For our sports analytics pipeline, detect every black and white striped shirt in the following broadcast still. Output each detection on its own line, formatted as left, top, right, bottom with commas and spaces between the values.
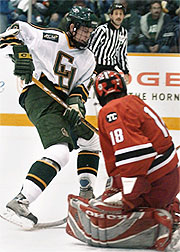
88, 21, 129, 74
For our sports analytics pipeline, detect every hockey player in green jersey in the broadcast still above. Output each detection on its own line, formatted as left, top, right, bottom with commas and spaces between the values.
0, 6, 100, 229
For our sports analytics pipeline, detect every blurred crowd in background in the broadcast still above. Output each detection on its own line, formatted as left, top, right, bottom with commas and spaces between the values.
0, 0, 180, 53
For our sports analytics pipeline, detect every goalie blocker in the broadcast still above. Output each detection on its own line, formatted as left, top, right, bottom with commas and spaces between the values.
66, 194, 173, 251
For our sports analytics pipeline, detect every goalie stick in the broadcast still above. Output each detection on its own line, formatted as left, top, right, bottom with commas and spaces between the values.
34, 217, 67, 229
32, 77, 99, 135
0, 211, 67, 230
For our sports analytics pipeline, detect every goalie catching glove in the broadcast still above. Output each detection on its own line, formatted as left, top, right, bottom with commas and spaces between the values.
66, 194, 173, 251
13, 45, 35, 84
63, 96, 86, 126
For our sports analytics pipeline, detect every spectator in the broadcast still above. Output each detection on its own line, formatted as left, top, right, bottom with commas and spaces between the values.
32, 0, 51, 25
58, 13, 70, 31
172, 4, 180, 52
10, 0, 29, 23
168, 1, 180, 52
161, 0, 179, 18
58, 0, 99, 32
127, 0, 152, 16
120, 0, 140, 52
10, 0, 47, 25
47, 0, 75, 28
136, 0, 173, 53
9, 0, 62, 26
83, 0, 113, 24
88, 2, 130, 84
0, 0, 10, 33
159, 0, 179, 52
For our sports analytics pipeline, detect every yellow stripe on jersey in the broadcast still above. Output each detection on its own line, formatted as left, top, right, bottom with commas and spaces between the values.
28, 23, 65, 33
77, 84, 89, 98
0, 42, 22, 49
64, 33, 75, 49
1, 36, 17, 41
69, 93, 84, 103
69, 84, 89, 103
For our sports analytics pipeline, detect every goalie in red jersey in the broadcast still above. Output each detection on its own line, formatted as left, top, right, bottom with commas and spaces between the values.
66, 70, 180, 251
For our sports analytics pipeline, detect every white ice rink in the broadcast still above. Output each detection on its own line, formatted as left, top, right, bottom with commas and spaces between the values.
0, 126, 179, 252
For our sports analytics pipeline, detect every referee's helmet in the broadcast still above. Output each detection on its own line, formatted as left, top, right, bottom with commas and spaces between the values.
108, 3, 126, 15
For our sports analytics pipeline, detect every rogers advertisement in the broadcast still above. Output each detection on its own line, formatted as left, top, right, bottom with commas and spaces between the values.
0, 52, 179, 129
86, 54, 180, 124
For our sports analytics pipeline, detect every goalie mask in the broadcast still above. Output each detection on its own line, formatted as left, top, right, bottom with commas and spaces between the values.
66, 6, 98, 49
95, 71, 127, 106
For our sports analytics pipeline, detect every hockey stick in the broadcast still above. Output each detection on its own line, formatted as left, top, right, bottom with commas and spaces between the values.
0, 211, 67, 229
33, 217, 67, 229
32, 77, 99, 135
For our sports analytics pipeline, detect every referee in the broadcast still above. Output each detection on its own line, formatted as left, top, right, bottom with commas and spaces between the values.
88, 3, 130, 84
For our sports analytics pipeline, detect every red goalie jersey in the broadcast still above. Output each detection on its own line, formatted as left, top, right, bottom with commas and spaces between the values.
66, 72, 180, 251
98, 95, 179, 183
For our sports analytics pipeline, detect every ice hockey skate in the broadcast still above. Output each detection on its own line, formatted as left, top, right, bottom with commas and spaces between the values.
1, 193, 38, 230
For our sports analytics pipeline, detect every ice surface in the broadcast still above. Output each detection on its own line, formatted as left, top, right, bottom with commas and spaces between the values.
0, 126, 179, 252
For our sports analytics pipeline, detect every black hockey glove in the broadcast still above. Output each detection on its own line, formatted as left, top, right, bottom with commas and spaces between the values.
63, 96, 86, 126
13, 45, 35, 84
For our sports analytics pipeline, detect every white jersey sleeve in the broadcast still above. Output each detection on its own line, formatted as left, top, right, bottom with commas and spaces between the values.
7, 21, 96, 99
